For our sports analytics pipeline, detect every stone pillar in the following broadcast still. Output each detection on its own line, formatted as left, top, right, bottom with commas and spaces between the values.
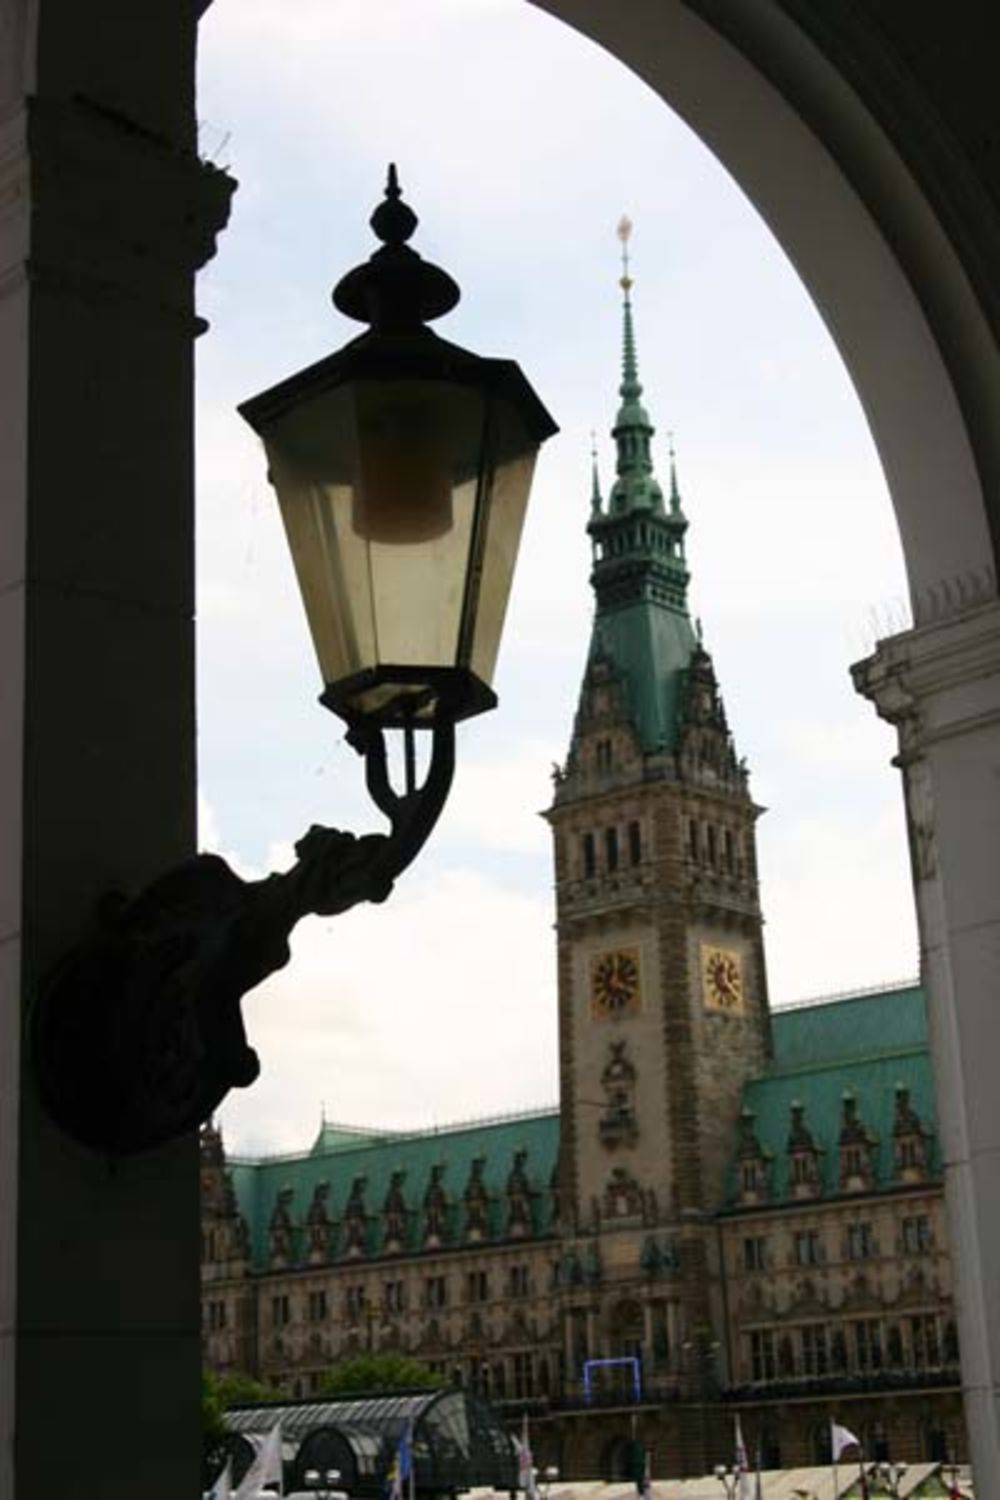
0, 4, 233, 1496
854, 599, 1000, 1485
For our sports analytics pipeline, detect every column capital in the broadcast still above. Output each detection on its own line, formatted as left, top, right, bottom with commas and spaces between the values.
2, 95, 234, 325
852, 596, 1000, 756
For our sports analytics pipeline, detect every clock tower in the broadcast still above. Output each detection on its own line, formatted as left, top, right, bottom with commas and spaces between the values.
546, 226, 770, 1397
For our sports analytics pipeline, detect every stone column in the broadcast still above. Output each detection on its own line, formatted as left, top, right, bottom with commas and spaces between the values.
854, 598, 1000, 1485
0, 5, 233, 1496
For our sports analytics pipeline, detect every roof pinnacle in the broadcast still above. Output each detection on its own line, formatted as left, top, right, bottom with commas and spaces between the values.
590, 429, 603, 517
668, 431, 684, 516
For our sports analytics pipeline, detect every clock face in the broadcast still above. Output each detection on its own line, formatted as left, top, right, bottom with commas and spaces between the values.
590, 948, 641, 1019
701, 944, 745, 1012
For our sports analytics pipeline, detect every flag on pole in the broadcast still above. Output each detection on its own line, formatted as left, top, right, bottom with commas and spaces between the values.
208, 1460, 232, 1500
515, 1415, 539, 1500
639, 1445, 652, 1500
830, 1422, 861, 1462
734, 1416, 752, 1500
234, 1422, 283, 1500
388, 1423, 412, 1500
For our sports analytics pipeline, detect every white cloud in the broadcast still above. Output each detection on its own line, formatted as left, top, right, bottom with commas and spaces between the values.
437, 743, 559, 854
762, 800, 918, 1007
219, 865, 558, 1155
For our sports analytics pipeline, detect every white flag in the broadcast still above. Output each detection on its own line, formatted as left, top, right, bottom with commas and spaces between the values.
734, 1416, 752, 1500
234, 1423, 283, 1500
515, 1416, 539, 1500
208, 1461, 232, 1500
830, 1421, 861, 1462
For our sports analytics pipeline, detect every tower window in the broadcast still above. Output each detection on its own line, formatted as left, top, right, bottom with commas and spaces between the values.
688, 819, 699, 861
706, 825, 717, 866
724, 829, 734, 870
606, 827, 619, 872
582, 832, 595, 879
628, 821, 642, 866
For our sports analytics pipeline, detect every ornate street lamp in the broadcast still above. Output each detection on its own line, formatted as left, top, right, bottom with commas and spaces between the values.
32, 167, 557, 1155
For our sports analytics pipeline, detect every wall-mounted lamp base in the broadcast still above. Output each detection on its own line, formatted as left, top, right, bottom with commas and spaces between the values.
31, 721, 454, 1154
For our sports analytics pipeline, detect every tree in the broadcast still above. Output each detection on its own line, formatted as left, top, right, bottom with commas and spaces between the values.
202, 1369, 282, 1491
319, 1354, 444, 1396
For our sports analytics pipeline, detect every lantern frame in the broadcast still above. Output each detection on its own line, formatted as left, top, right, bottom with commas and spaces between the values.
239, 176, 556, 733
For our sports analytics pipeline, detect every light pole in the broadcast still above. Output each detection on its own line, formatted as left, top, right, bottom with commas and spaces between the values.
713, 1465, 737, 1499
304, 1467, 345, 1500
877, 1460, 908, 1497
31, 163, 557, 1156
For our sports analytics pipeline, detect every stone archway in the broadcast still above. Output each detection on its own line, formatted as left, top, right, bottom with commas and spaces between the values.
3, 3, 999, 1496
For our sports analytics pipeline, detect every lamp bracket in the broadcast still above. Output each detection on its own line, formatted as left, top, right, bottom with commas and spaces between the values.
31, 721, 455, 1155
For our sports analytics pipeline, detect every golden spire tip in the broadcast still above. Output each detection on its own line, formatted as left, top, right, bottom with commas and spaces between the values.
617, 214, 633, 291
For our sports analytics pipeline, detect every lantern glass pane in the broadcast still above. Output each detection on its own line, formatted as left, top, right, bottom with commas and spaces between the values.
464, 417, 538, 686
262, 378, 489, 714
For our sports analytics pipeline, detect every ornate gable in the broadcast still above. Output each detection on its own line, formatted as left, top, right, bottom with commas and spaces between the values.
787, 1101, 823, 1199
736, 1107, 771, 1205
675, 644, 745, 792
382, 1170, 408, 1253
268, 1187, 295, 1269
463, 1157, 490, 1243
305, 1181, 331, 1263
505, 1149, 534, 1237
838, 1090, 878, 1192
423, 1165, 448, 1248
342, 1175, 368, 1258
893, 1084, 931, 1182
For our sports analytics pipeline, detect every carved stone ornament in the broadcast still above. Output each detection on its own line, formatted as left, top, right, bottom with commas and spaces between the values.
599, 1039, 639, 1147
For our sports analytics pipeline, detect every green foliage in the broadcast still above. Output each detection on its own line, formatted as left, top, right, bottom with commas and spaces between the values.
202, 1368, 226, 1445
202, 1368, 282, 1492
319, 1353, 444, 1396
212, 1369, 282, 1408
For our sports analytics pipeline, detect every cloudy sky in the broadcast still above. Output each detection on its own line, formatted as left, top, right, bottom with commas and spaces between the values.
195, 0, 918, 1157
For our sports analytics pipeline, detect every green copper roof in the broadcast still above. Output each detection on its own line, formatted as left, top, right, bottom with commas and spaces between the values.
771, 983, 927, 1069
220, 990, 937, 1258
582, 230, 698, 754
229, 1109, 560, 1272
730, 983, 939, 1204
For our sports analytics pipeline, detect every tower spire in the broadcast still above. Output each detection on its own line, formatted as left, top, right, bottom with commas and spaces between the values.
580, 219, 696, 754
617, 216, 641, 404
608, 218, 663, 517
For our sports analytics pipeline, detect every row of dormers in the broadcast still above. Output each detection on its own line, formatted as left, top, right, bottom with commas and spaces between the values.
735, 1085, 934, 1205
